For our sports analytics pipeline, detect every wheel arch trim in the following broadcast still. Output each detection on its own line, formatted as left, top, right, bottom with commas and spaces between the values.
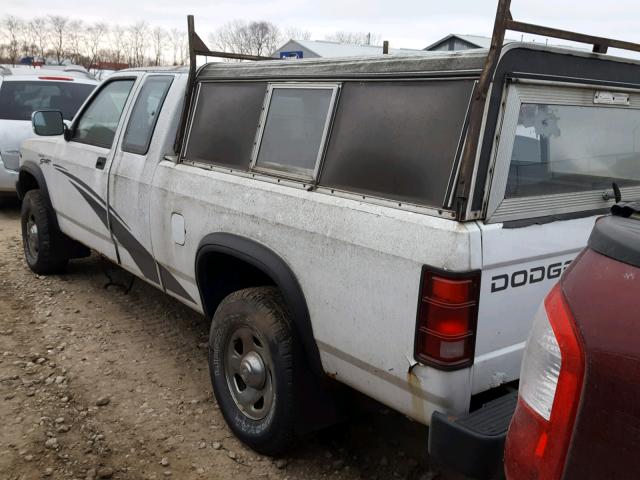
195, 232, 323, 377
18, 161, 60, 231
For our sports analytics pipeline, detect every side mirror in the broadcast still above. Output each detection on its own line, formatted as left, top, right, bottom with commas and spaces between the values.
32, 110, 65, 136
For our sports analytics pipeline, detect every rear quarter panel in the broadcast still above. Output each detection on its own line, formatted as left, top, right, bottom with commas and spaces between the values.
149, 163, 482, 423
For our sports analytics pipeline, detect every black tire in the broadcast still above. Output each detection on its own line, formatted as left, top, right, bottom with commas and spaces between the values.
21, 189, 68, 274
209, 287, 295, 456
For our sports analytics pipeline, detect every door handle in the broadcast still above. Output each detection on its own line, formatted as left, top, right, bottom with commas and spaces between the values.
96, 157, 107, 170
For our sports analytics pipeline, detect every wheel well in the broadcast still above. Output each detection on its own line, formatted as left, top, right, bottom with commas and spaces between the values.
195, 233, 324, 377
17, 171, 39, 199
197, 252, 275, 320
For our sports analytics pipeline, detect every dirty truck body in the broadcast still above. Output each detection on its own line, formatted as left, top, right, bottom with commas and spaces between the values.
18, 43, 640, 457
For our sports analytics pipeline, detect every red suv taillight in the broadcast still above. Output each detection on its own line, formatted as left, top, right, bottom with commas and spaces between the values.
504, 284, 585, 480
414, 268, 481, 370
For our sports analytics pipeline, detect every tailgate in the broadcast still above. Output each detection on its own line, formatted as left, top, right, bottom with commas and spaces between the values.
471, 216, 598, 394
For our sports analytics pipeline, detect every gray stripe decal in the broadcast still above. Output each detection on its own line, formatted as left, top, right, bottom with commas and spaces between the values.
158, 263, 194, 302
55, 166, 195, 303
54, 165, 130, 230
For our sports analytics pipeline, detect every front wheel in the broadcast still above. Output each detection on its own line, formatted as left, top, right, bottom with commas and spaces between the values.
21, 190, 68, 274
209, 287, 295, 456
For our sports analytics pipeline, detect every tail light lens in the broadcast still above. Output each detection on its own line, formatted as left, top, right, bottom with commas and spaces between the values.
505, 284, 585, 480
414, 268, 480, 370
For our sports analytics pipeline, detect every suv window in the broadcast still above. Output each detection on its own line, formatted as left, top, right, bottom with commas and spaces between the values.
73, 79, 135, 149
184, 82, 266, 169
506, 103, 640, 198
122, 76, 173, 155
0, 81, 95, 121
253, 85, 338, 179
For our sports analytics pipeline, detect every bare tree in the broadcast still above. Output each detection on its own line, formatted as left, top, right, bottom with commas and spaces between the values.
151, 26, 165, 66
48, 15, 68, 65
66, 20, 84, 64
108, 25, 128, 65
128, 21, 148, 67
211, 20, 248, 56
29, 17, 49, 61
177, 31, 188, 66
2, 16, 22, 65
83, 23, 107, 70
325, 31, 381, 46
285, 27, 311, 41
212, 20, 282, 58
248, 21, 281, 56
168, 28, 187, 65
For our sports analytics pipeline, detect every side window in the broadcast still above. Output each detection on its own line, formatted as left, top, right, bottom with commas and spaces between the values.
184, 82, 266, 168
252, 84, 339, 180
122, 76, 173, 155
73, 79, 135, 149
320, 80, 474, 206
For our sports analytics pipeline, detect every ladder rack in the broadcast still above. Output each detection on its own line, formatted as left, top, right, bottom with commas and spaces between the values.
174, 15, 275, 153
455, 0, 640, 219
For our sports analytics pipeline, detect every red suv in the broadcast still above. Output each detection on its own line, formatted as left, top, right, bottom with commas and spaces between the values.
505, 203, 640, 479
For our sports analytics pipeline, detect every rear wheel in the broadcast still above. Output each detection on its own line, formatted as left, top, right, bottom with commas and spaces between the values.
21, 190, 68, 274
209, 287, 295, 455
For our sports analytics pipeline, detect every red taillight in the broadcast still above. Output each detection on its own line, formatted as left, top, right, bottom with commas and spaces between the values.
38, 76, 74, 81
504, 284, 585, 480
414, 268, 480, 369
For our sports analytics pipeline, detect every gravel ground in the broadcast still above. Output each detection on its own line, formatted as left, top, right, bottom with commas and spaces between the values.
0, 202, 464, 480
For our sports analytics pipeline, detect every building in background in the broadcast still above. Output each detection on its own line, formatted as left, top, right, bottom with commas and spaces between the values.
424, 34, 493, 51
423, 34, 518, 52
273, 39, 423, 59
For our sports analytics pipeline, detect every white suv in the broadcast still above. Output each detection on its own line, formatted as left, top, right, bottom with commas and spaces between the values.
0, 66, 96, 197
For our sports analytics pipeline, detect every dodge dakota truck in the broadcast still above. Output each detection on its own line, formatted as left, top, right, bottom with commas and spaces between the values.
17, 2, 640, 473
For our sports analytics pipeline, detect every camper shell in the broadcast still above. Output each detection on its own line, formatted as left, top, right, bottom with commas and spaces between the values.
181, 43, 640, 227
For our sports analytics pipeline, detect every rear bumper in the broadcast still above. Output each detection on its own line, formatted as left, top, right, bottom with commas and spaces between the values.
428, 391, 517, 480
0, 157, 19, 193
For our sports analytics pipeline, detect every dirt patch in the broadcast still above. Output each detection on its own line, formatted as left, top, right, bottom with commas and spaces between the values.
0, 204, 464, 480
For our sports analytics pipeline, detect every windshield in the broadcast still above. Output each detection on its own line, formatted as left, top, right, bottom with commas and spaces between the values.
0, 80, 95, 121
506, 103, 640, 198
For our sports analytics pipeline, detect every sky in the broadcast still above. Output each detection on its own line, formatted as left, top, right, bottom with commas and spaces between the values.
5, 0, 640, 55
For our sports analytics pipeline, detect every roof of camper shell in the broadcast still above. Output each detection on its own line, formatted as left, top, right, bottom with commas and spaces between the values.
196, 43, 640, 81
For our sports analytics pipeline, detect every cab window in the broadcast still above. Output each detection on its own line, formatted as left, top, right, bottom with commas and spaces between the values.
122, 76, 173, 155
73, 79, 135, 149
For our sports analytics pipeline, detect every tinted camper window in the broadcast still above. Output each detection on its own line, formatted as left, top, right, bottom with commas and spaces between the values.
185, 82, 266, 169
320, 80, 474, 206
253, 85, 338, 179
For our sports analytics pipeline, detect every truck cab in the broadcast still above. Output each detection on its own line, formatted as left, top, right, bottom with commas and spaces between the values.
19, 68, 187, 272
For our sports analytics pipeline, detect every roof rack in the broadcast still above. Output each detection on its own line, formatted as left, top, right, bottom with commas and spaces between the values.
454, 0, 640, 219
0, 65, 11, 76
174, 15, 275, 152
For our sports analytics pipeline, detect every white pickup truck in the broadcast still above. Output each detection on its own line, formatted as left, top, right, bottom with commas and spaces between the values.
17, 11, 640, 477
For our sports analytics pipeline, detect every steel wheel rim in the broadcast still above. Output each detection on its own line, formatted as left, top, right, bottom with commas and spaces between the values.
224, 325, 274, 421
26, 214, 39, 258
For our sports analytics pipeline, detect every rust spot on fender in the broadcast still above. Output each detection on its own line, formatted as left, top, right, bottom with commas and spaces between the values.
407, 364, 423, 421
